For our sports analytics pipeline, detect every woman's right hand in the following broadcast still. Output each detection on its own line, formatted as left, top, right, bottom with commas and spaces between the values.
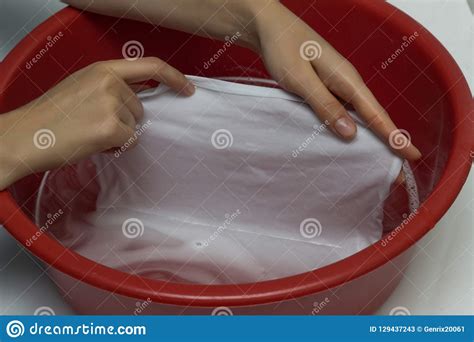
0, 57, 195, 190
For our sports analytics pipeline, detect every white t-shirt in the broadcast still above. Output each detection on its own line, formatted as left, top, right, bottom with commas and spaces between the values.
43, 76, 404, 284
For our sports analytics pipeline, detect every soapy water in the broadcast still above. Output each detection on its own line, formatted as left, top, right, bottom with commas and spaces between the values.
402, 160, 420, 212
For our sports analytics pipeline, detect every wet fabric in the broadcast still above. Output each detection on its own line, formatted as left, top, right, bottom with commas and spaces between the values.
39, 76, 404, 284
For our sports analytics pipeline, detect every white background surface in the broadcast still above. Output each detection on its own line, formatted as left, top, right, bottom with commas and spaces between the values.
0, 0, 472, 315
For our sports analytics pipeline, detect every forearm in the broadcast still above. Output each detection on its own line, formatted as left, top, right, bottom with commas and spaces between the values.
0, 108, 30, 190
62, 0, 278, 51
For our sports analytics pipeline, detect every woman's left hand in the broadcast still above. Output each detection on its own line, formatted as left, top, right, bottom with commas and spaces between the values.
253, 1, 421, 160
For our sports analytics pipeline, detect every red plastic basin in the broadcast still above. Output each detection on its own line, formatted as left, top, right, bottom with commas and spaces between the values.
0, 0, 471, 314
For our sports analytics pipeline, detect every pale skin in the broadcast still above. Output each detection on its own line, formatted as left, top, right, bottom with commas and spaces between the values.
0, 0, 418, 190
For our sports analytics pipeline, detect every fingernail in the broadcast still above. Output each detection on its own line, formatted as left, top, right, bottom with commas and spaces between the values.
334, 117, 356, 138
183, 82, 195, 96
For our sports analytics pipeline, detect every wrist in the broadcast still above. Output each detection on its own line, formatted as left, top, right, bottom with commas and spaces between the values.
0, 105, 48, 191
237, 0, 281, 52
0, 111, 24, 190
